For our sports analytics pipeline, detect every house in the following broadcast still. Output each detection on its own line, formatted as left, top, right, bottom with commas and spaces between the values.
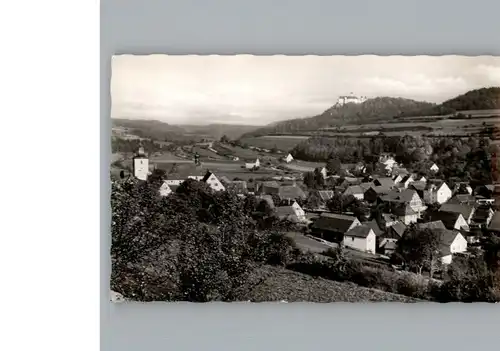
447, 194, 476, 205
373, 177, 395, 189
278, 185, 307, 204
379, 154, 397, 171
283, 153, 294, 163
378, 221, 406, 255
429, 162, 439, 172
159, 182, 173, 197
164, 179, 185, 186
276, 202, 306, 223
423, 180, 452, 204
310, 213, 361, 243
343, 225, 377, 254
364, 185, 392, 203
417, 221, 468, 264
439, 203, 475, 224
392, 203, 418, 225
218, 175, 232, 185
365, 219, 383, 237
187, 175, 204, 181
471, 205, 495, 228
382, 213, 399, 228
257, 181, 280, 195
474, 184, 495, 199
359, 182, 374, 192
315, 166, 328, 179
343, 185, 364, 200
453, 182, 473, 195
439, 231, 468, 265
398, 174, 417, 188
202, 171, 225, 192
245, 158, 261, 169
380, 188, 427, 216
428, 211, 469, 231
227, 180, 248, 196
409, 181, 427, 198
487, 211, 500, 234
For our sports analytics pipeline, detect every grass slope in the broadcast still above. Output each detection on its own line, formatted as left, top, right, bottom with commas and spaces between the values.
242, 265, 420, 303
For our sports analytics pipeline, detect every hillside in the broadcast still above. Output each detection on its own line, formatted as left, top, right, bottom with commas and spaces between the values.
180, 123, 262, 140
112, 118, 190, 141
441, 87, 500, 111
240, 265, 419, 302
242, 97, 438, 136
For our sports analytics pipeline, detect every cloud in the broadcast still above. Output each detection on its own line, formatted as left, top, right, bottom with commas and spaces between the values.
474, 64, 500, 84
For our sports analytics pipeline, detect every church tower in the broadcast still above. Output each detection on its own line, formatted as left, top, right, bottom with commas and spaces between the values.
133, 146, 149, 181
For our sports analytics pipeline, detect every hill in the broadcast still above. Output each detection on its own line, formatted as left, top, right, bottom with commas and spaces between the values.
112, 118, 190, 141
179, 123, 262, 140
441, 87, 500, 111
242, 97, 438, 136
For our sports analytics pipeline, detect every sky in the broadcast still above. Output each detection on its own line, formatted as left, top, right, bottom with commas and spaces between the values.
111, 55, 500, 126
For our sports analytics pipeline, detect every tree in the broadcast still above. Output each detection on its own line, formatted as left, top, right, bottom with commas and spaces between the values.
396, 225, 442, 276
303, 171, 316, 189
305, 191, 322, 209
326, 156, 342, 174
220, 135, 230, 143
313, 167, 325, 189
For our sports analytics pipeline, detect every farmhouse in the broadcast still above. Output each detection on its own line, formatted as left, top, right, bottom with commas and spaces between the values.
377, 221, 406, 255
276, 201, 306, 223
202, 171, 225, 192
310, 213, 361, 243
343, 225, 376, 254
381, 188, 427, 216
278, 185, 307, 204
159, 182, 173, 197
343, 185, 364, 200
439, 203, 475, 224
391, 203, 418, 225
423, 180, 452, 204
245, 158, 261, 169
283, 153, 294, 163
428, 211, 469, 231
364, 186, 392, 203
417, 221, 468, 264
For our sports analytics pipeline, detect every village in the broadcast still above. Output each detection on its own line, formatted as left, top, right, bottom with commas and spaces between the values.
124, 143, 500, 279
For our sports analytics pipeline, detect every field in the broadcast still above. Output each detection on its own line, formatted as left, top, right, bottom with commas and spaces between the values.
211, 142, 262, 160
240, 135, 308, 152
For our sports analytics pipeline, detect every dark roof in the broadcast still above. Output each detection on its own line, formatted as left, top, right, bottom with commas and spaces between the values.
409, 181, 427, 191
202, 171, 215, 182
439, 204, 474, 219
345, 225, 374, 238
488, 212, 500, 231
428, 211, 465, 230
393, 203, 417, 216
381, 189, 418, 204
366, 186, 392, 195
448, 194, 476, 205
169, 185, 180, 192
389, 222, 407, 237
278, 185, 306, 200
382, 241, 397, 250
365, 219, 383, 236
374, 177, 394, 188
311, 213, 358, 233
359, 182, 374, 191
418, 221, 447, 231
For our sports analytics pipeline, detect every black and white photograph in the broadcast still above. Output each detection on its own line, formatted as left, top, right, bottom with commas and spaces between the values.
110, 55, 500, 303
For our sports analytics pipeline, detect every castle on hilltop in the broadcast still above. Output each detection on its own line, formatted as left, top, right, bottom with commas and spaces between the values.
336, 93, 367, 106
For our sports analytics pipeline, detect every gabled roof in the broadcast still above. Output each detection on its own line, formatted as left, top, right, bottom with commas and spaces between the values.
448, 194, 476, 205
359, 182, 374, 191
439, 203, 474, 219
345, 225, 373, 238
261, 181, 280, 188
373, 177, 394, 188
365, 219, 383, 236
344, 185, 364, 195
389, 221, 407, 237
409, 181, 427, 191
488, 212, 500, 232
219, 175, 231, 184
366, 186, 392, 195
381, 189, 418, 204
311, 213, 358, 233
418, 220, 447, 231
428, 211, 465, 230
278, 185, 306, 200
393, 203, 417, 216
202, 171, 215, 182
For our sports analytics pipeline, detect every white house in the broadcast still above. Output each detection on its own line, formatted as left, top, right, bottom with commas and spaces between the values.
424, 181, 452, 204
379, 154, 397, 172
291, 201, 306, 221
336, 94, 367, 106
430, 163, 439, 172
133, 147, 149, 181
343, 225, 376, 254
320, 166, 328, 179
159, 182, 173, 197
283, 153, 294, 163
393, 204, 419, 225
440, 231, 468, 265
202, 171, 226, 192
164, 179, 185, 186
187, 175, 204, 181
245, 158, 261, 169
